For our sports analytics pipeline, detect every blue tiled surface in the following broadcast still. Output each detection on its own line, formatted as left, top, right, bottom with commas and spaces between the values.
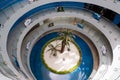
30, 32, 93, 80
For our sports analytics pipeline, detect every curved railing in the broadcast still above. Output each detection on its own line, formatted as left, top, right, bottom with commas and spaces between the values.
7, 1, 120, 32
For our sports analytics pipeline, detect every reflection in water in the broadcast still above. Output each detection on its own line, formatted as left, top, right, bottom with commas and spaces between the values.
49, 72, 69, 80
41, 65, 87, 80
70, 68, 87, 80
30, 32, 93, 80
40, 60, 89, 80
41, 65, 70, 80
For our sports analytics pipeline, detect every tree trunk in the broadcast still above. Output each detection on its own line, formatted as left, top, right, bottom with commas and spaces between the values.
60, 40, 66, 53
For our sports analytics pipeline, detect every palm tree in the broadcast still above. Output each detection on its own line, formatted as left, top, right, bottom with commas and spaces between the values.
46, 43, 61, 57
58, 29, 75, 53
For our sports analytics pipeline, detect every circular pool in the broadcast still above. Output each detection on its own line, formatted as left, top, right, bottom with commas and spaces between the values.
30, 31, 93, 80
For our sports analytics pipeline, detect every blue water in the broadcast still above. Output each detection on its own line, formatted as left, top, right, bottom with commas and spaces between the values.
30, 32, 93, 80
